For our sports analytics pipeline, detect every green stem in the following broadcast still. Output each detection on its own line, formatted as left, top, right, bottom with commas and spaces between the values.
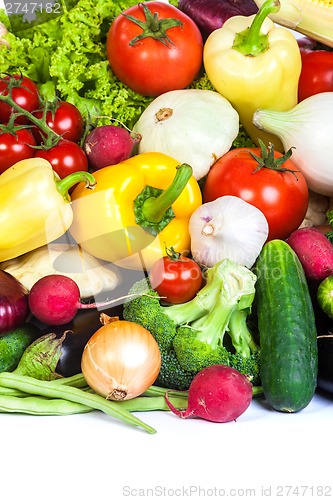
232, 0, 280, 56
141, 163, 192, 223
0, 90, 59, 147
56, 171, 96, 200
123, 2, 183, 47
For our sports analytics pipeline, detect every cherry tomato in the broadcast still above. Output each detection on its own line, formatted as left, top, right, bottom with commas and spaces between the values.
149, 251, 202, 304
203, 145, 309, 241
298, 49, 333, 102
106, 1, 203, 97
0, 128, 36, 173
0, 74, 40, 124
34, 140, 88, 178
32, 101, 84, 144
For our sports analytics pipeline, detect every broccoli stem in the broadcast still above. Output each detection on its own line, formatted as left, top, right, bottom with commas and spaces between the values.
192, 298, 235, 349
163, 269, 224, 325
228, 309, 259, 357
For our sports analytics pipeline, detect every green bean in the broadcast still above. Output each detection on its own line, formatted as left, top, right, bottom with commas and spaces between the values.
0, 394, 93, 416
0, 372, 156, 434
0, 386, 26, 397
117, 395, 188, 412
52, 373, 89, 389
143, 385, 189, 399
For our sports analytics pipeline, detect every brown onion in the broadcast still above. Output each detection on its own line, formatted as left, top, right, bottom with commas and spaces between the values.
81, 317, 161, 401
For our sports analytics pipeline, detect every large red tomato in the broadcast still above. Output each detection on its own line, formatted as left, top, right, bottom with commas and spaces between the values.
106, 1, 203, 97
203, 144, 309, 241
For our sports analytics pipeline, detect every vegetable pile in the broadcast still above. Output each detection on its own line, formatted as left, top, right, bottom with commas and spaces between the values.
1, 0, 333, 433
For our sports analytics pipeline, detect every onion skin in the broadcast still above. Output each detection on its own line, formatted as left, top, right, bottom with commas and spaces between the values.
0, 270, 29, 336
178, 0, 258, 40
81, 319, 161, 401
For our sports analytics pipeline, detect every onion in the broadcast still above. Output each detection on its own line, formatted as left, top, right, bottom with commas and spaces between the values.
253, 93, 333, 196
189, 195, 269, 268
81, 317, 161, 401
133, 89, 239, 180
0, 270, 29, 335
178, 0, 258, 41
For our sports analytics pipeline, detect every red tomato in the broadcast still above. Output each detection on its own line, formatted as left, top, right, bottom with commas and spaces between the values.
298, 49, 333, 102
32, 101, 84, 144
0, 128, 36, 173
203, 146, 309, 241
0, 74, 40, 124
34, 140, 88, 178
106, 1, 203, 97
149, 253, 203, 304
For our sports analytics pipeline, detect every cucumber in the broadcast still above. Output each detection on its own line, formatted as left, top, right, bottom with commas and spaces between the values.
0, 323, 40, 373
254, 240, 318, 413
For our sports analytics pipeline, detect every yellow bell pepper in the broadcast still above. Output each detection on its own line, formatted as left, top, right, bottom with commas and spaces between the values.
0, 158, 96, 262
203, 0, 301, 152
69, 152, 202, 271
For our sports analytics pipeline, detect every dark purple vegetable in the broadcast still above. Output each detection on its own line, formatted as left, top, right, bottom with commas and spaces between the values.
83, 124, 141, 170
317, 334, 333, 395
178, 0, 258, 41
0, 270, 30, 335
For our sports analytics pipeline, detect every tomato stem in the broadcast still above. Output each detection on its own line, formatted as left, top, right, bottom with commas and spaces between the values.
246, 139, 299, 178
122, 2, 183, 47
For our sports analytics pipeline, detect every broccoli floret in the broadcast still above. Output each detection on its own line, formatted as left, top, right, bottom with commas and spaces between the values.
156, 348, 197, 391
123, 259, 261, 390
123, 278, 177, 351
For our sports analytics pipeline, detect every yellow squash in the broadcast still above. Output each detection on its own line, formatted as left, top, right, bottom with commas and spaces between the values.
69, 152, 202, 271
203, 0, 302, 152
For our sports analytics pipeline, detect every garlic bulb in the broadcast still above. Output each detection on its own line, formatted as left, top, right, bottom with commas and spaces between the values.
189, 195, 269, 268
133, 89, 239, 180
253, 92, 333, 196
0, 244, 120, 299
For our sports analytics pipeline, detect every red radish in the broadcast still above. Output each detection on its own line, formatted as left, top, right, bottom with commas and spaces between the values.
165, 364, 253, 423
287, 227, 333, 281
28, 274, 132, 326
83, 124, 141, 170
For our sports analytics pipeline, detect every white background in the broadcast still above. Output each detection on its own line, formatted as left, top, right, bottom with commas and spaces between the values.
1, 2, 332, 499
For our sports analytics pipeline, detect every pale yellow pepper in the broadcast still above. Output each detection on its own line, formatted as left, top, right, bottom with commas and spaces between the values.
0, 158, 96, 262
203, 0, 302, 152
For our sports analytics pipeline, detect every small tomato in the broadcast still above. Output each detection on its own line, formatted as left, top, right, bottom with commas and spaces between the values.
149, 249, 202, 304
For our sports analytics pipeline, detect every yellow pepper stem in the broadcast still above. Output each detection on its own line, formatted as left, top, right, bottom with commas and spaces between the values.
232, 0, 281, 56
56, 171, 96, 201
134, 163, 193, 235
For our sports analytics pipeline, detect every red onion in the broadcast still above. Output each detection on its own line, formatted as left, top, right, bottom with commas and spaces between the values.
178, 0, 258, 40
0, 270, 30, 335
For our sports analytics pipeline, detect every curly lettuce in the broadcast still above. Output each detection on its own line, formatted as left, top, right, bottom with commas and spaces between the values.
0, 0, 253, 145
